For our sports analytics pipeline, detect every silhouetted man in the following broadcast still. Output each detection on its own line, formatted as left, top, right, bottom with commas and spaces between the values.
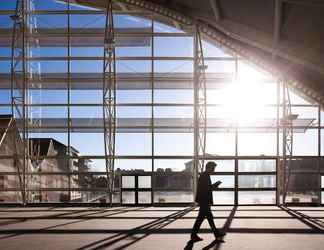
191, 161, 226, 241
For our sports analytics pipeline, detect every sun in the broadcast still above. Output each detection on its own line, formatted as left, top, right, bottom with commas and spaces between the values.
221, 64, 273, 126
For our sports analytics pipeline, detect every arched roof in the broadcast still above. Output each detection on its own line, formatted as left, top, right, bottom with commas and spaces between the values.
69, 0, 324, 105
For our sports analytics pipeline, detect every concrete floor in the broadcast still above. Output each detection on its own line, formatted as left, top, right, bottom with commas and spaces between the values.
0, 206, 323, 250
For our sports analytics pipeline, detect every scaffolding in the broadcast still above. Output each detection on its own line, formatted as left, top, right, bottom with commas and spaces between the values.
102, 0, 117, 206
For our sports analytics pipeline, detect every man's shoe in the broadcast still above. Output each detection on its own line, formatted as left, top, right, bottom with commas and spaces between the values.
191, 235, 203, 242
215, 231, 226, 238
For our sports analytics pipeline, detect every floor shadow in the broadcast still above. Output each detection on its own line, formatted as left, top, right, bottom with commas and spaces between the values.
0, 206, 144, 241
183, 239, 194, 250
76, 207, 194, 250
202, 239, 225, 250
280, 206, 324, 231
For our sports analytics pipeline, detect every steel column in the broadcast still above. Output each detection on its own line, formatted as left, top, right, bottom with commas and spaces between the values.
102, 0, 117, 206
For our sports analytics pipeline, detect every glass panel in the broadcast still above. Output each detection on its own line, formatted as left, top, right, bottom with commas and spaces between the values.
35, 191, 70, 203
212, 191, 234, 205
116, 133, 151, 156
71, 14, 105, 28
0, 174, 20, 190
154, 191, 193, 203
154, 60, 193, 73
154, 159, 192, 172
206, 133, 235, 156
0, 90, 10, 104
210, 160, 235, 172
117, 90, 151, 104
290, 158, 319, 173
0, 15, 13, 28
291, 106, 318, 127
210, 175, 234, 188
122, 191, 135, 204
205, 61, 235, 73
238, 159, 276, 172
285, 191, 320, 203
115, 159, 151, 172
115, 15, 151, 28
238, 175, 276, 188
138, 176, 151, 188
154, 21, 185, 33
70, 133, 104, 156
117, 60, 151, 73
116, 41, 152, 57
70, 90, 103, 104
154, 133, 193, 156
238, 191, 276, 204
289, 173, 320, 191
122, 176, 135, 189
154, 90, 193, 104
32, 0, 68, 10
153, 170, 193, 203
0, 1, 16, 10
238, 132, 276, 156
154, 106, 193, 118
29, 90, 68, 104
117, 107, 151, 118
293, 129, 318, 156
0, 191, 22, 203
202, 41, 232, 58
154, 37, 193, 57
30, 15, 67, 29
138, 191, 151, 204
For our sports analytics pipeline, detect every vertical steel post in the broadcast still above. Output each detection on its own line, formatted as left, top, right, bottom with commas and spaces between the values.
234, 55, 238, 206
10, 0, 27, 205
282, 79, 293, 205
67, 0, 72, 202
102, 0, 117, 206
193, 25, 207, 198
276, 79, 280, 205
151, 18, 154, 205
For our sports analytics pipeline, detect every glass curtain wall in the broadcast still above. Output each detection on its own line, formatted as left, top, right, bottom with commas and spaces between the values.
0, 0, 322, 205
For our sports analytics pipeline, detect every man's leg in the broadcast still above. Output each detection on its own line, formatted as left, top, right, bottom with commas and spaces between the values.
205, 205, 221, 236
191, 206, 206, 238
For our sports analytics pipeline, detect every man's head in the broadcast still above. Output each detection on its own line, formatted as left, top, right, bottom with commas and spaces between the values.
205, 161, 217, 173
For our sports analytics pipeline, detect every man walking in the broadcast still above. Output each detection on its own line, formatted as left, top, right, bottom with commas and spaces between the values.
191, 161, 226, 241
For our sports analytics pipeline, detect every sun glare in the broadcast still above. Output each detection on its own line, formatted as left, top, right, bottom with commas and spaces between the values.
221, 64, 272, 126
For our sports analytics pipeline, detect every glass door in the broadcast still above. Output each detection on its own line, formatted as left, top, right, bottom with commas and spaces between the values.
121, 174, 152, 205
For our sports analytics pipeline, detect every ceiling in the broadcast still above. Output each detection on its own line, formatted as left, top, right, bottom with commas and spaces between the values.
69, 0, 324, 106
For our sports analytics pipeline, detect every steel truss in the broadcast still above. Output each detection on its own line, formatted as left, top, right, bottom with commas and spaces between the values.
281, 79, 294, 205
102, 0, 117, 206
10, 0, 28, 205
193, 26, 207, 189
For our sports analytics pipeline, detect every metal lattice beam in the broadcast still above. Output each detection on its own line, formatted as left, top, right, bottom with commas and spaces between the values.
10, 0, 27, 205
281, 79, 295, 205
102, 0, 117, 206
193, 26, 207, 196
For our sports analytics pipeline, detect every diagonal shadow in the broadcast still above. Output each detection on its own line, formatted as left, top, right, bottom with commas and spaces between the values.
280, 206, 324, 231
184, 206, 237, 250
0, 206, 139, 241
76, 206, 195, 250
